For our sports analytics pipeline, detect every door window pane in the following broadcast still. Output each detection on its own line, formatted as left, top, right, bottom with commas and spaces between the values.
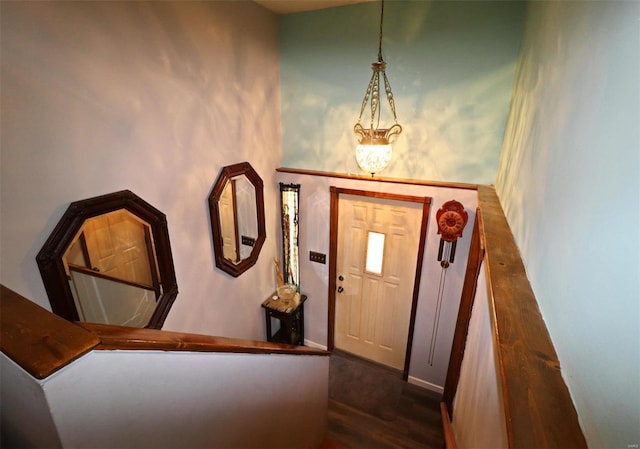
365, 231, 385, 275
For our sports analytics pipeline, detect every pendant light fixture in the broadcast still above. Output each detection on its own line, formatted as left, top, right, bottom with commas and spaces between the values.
354, 0, 401, 176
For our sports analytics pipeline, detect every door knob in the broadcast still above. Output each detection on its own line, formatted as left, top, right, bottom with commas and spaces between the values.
337, 286, 344, 293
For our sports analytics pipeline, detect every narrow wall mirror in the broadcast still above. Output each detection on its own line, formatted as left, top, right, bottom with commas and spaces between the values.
280, 183, 300, 289
36, 190, 178, 329
208, 162, 265, 277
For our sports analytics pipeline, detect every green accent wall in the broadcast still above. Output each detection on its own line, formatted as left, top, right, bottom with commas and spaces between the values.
279, 1, 527, 183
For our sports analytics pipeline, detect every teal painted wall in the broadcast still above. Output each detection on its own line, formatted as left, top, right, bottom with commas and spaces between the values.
279, 1, 527, 183
496, 1, 640, 447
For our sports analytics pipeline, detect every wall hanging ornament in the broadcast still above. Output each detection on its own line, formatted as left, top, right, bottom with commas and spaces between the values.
436, 199, 469, 268
428, 199, 469, 366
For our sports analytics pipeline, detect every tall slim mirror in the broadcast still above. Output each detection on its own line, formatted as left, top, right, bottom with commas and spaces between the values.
208, 162, 265, 277
36, 190, 178, 329
280, 183, 300, 289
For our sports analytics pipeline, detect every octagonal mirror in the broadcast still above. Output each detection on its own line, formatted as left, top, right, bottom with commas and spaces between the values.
36, 190, 178, 329
208, 162, 265, 277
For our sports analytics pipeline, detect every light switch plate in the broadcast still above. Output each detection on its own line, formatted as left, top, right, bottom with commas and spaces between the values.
309, 251, 326, 264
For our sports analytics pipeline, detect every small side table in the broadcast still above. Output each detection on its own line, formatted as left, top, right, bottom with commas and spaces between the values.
261, 292, 307, 346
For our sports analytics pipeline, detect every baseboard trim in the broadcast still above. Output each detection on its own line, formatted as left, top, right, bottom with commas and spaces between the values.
304, 339, 327, 350
408, 376, 444, 394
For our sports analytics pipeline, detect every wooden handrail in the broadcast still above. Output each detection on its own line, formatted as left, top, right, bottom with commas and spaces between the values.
476, 186, 586, 448
1, 284, 328, 380
0, 285, 100, 379
440, 402, 458, 449
77, 322, 328, 355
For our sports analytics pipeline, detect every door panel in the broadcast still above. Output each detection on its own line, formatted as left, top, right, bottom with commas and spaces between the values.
83, 210, 154, 286
219, 180, 239, 262
335, 194, 423, 370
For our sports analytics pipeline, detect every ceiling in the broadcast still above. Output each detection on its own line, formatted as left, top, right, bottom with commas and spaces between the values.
253, 0, 374, 15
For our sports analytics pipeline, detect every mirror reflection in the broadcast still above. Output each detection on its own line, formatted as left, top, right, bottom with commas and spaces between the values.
64, 209, 161, 327
219, 175, 258, 264
280, 183, 300, 288
36, 190, 178, 329
209, 162, 265, 277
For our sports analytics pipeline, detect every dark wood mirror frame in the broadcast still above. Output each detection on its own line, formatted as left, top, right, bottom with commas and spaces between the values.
36, 190, 178, 329
208, 162, 266, 278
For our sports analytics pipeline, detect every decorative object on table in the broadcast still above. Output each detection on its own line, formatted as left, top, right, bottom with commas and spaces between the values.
273, 257, 285, 287
353, 0, 402, 176
277, 283, 297, 302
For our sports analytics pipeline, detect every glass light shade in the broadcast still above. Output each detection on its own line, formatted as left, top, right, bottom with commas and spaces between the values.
355, 143, 392, 175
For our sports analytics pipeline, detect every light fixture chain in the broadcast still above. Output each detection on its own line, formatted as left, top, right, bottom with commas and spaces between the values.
382, 71, 398, 122
377, 0, 385, 63
370, 71, 380, 128
358, 71, 378, 123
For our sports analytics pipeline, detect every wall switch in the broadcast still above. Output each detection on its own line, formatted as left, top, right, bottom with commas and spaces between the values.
241, 235, 255, 247
309, 251, 326, 264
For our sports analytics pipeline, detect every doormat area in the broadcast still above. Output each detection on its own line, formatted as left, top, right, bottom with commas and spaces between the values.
329, 350, 404, 421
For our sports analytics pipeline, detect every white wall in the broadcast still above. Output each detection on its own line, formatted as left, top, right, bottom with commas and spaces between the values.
452, 261, 508, 449
0, 1, 281, 340
1, 350, 328, 448
277, 172, 477, 391
1, 355, 62, 448
496, 1, 640, 447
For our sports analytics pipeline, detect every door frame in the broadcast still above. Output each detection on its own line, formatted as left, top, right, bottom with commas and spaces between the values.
327, 187, 432, 379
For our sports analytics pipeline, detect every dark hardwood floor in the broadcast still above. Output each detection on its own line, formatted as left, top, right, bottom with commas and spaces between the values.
327, 351, 444, 449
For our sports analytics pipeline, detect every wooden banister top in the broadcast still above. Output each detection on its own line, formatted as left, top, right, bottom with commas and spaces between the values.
78, 322, 328, 356
0, 285, 100, 379
1, 284, 328, 380
477, 186, 586, 448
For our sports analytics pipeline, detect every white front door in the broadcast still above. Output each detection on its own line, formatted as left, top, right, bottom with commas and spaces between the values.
335, 194, 424, 370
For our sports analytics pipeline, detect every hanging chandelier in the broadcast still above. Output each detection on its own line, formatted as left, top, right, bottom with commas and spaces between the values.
354, 0, 401, 176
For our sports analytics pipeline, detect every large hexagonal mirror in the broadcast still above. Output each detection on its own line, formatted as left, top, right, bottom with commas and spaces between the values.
36, 190, 178, 329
